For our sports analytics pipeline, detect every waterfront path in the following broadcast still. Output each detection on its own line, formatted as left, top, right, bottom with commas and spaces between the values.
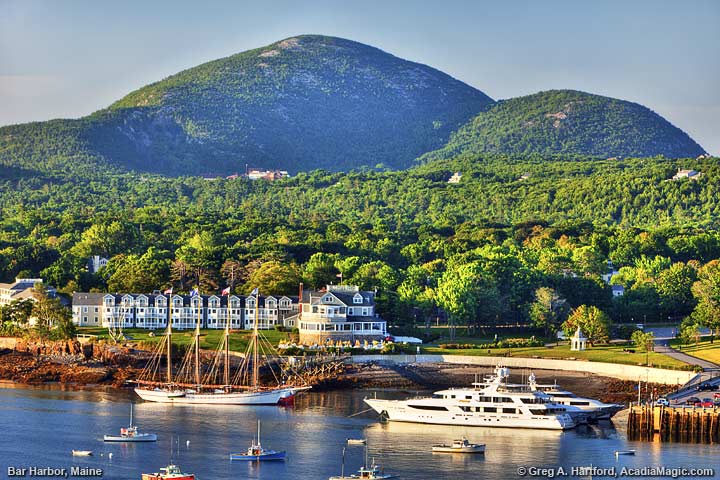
654, 344, 719, 370
351, 354, 696, 385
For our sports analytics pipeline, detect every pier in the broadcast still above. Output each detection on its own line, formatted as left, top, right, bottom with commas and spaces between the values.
627, 405, 720, 443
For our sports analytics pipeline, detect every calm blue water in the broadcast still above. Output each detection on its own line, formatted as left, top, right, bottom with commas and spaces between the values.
0, 383, 718, 479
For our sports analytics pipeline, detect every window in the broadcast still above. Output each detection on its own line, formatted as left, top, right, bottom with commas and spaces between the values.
353, 294, 363, 304
484, 407, 497, 413
502, 408, 516, 414
408, 405, 448, 411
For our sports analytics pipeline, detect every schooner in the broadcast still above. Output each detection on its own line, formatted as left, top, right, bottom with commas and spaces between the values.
134, 287, 310, 404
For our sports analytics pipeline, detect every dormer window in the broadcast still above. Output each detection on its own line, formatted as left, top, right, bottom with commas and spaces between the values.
323, 295, 332, 302
353, 293, 363, 304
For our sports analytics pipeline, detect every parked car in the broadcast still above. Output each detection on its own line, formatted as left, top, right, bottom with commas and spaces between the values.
697, 382, 719, 391
700, 398, 714, 408
714, 392, 720, 399
686, 396, 701, 405
655, 398, 669, 406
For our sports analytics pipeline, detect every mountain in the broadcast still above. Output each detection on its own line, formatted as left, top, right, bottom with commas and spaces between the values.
420, 90, 706, 162
0, 35, 493, 176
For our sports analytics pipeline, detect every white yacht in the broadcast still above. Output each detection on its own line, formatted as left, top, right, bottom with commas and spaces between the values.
364, 367, 577, 430
526, 373, 624, 420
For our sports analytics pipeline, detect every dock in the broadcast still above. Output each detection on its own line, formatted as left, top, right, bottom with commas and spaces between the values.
627, 405, 720, 443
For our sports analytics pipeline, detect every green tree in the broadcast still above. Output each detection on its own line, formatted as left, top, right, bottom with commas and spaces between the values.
529, 287, 567, 337
31, 284, 75, 340
436, 262, 501, 333
631, 330, 655, 352
303, 252, 340, 289
243, 261, 302, 295
690, 260, 720, 340
561, 305, 611, 346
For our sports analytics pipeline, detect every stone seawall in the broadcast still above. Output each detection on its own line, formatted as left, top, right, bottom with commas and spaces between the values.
350, 354, 695, 385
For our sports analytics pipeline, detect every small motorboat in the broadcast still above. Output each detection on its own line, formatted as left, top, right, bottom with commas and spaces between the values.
72, 450, 93, 456
104, 403, 157, 442
141, 464, 195, 480
347, 438, 367, 445
329, 446, 397, 479
230, 420, 286, 461
329, 462, 398, 479
432, 437, 485, 454
615, 450, 636, 456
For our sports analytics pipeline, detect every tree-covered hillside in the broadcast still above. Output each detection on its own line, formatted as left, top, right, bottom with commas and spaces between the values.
0, 35, 492, 176
421, 90, 706, 162
1, 155, 719, 332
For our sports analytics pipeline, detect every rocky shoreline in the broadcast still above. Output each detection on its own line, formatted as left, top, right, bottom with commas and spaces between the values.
0, 339, 143, 387
0, 339, 677, 404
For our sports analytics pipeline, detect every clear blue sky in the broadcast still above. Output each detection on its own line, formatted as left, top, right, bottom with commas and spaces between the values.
1, 0, 718, 154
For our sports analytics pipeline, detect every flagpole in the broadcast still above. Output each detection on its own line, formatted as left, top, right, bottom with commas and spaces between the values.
253, 288, 259, 390
194, 289, 201, 387
224, 290, 230, 387
166, 289, 173, 385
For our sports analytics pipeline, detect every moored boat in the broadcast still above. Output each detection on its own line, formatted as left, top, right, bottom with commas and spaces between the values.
134, 288, 310, 405
615, 450, 635, 456
527, 372, 624, 420
431, 437, 485, 454
347, 438, 367, 445
364, 366, 576, 430
329, 463, 398, 480
71, 450, 93, 456
329, 444, 397, 479
229, 420, 286, 461
141, 464, 195, 480
104, 403, 157, 442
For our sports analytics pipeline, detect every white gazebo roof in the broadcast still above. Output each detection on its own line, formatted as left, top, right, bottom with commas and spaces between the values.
572, 326, 587, 340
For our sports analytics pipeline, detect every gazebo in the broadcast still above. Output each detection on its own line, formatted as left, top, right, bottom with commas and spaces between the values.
570, 326, 587, 351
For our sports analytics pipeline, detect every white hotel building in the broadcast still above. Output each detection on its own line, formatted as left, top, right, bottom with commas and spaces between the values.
72, 285, 387, 344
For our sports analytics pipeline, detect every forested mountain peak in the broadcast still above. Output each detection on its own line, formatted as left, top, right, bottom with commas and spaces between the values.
0, 35, 493, 176
420, 89, 706, 162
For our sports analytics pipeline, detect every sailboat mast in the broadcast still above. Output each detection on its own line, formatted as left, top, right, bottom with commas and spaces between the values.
194, 292, 201, 387
130, 403, 133, 427
253, 289, 259, 390
167, 293, 172, 384
224, 296, 230, 386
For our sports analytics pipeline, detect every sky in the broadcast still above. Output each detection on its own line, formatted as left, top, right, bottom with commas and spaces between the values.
1, 0, 719, 154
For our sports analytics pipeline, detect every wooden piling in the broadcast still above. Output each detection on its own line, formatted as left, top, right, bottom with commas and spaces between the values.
627, 405, 719, 443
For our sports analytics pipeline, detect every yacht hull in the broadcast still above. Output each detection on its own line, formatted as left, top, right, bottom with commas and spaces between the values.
134, 387, 308, 405
364, 398, 576, 430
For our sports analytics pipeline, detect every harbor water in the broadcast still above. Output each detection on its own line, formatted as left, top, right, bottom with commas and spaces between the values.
0, 383, 718, 479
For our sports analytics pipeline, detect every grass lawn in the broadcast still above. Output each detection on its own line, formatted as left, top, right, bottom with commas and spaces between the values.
421, 342, 690, 370
669, 339, 720, 365
77, 326, 291, 353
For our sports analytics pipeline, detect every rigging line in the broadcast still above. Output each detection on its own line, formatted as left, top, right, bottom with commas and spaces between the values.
347, 407, 375, 418
141, 333, 168, 382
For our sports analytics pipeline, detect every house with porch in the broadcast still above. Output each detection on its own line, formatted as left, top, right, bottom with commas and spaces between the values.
291, 284, 387, 345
